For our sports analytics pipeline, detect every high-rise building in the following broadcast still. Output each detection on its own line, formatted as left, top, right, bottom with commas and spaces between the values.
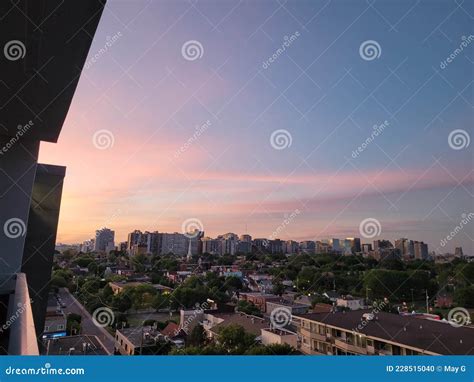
414, 241, 429, 260
94, 228, 115, 252
331, 238, 341, 253
300, 241, 316, 254
395, 238, 414, 260
455, 247, 464, 258
202, 237, 221, 255
283, 240, 299, 254
373, 240, 393, 250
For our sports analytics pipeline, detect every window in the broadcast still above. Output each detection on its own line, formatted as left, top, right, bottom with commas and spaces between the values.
57, 324, 65, 330
44, 326, 50, 332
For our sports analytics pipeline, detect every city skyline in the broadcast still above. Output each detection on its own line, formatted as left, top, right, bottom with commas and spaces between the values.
38, 1, 472, 253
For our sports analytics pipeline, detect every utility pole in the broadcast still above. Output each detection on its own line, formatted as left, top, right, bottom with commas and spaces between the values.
425, 290, 429, 313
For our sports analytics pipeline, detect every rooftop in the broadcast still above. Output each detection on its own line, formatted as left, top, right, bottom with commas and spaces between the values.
294, 310, 474, 355
45, 335, 108, 355
210, 312, 269, 337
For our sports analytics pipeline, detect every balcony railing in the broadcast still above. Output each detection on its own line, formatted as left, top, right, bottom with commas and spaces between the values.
6, 273, 39, 355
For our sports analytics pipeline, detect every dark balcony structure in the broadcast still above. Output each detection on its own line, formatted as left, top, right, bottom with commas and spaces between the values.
0, 0, 106, 354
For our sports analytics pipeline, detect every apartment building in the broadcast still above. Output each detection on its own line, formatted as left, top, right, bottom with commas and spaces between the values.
294, 310, 474, 355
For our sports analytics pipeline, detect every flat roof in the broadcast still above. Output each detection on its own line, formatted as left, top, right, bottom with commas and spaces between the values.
294, 310, 474, 355
45, 335, 108, 355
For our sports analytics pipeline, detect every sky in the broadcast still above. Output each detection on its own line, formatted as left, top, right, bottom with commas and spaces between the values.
39, 0, 473, 253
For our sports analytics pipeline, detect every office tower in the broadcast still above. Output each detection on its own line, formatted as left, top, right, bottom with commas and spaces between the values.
300, 241, 316, 254
94, 228, 115, 252
331, 238, 341, 252
373, 239, 393, 250
455, 247, 464, 258
283, 240, 299, 254
202, 237, 221, 255
0, 0, 105, 354
395, 238, 414, 260
127, 230, 143, 253
362, 243, 372, 254
414, 241, 429, 260
160, 232, 202, 256
240, 234, 252, 242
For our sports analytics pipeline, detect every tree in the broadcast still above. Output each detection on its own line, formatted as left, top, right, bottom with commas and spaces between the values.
237, 300, 262, 317
66, 313, 82, 335
454, 286, 474, 308
111, 293, 132, 313
217, 324, 256, 354
187, 324, 206, 347
272, 282, 285, 296
223, 276, 243, 292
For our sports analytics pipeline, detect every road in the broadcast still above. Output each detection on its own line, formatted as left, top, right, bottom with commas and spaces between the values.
58, 288, 115, 354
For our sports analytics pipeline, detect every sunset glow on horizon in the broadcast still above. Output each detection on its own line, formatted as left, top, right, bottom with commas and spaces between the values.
39, 0, 473, 253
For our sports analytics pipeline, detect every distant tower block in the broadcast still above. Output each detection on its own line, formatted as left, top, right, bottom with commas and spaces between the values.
187, 239, 192, 261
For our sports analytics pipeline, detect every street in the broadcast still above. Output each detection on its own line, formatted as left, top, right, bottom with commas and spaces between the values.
58, 288, 115, 354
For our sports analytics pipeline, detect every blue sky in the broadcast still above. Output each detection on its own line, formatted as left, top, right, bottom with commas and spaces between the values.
40, 0, 473, 253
